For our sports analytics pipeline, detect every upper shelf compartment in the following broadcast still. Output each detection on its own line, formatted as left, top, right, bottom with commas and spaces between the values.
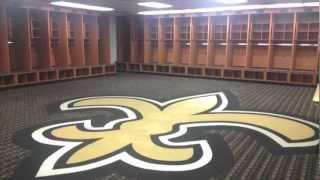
251, 14, 270, 42
272, 13, 294, 43
230, 15, 248, 42
296, 12, 319, 43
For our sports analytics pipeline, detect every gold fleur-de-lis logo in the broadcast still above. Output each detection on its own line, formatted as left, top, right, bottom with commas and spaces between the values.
31, 92, 318, 178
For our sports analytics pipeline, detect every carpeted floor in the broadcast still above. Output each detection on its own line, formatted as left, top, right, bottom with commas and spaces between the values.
0, 73, 319, 180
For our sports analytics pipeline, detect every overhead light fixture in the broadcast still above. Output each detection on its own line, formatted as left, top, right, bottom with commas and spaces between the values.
50, 1, 114, 11
275, 43, 292, 47
138, 2, 172, 9
298, 43, 318, 47
138, 2, 319, 15
257, 43, 269, 46
216, 0, 247, 5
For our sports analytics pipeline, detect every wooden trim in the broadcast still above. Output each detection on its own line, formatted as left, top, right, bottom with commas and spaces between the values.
189, 17, 197, 65
245, 14, 252, 68
172, 17, 180, 64
225, 15, 231, 68
143, 17, 151, 64
267, 13, 274, 69
158, 18, 165, 64
207, 16, 214, 66
291, 13, 298, 71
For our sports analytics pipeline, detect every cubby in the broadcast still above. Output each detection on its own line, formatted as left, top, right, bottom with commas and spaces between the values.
178, 17, 191, 64
59, 69, 75, 80
141, 64, 155, 72
76, 67, 90, 77
130, 16, 144, 63
251, 14, 270, 42
244, 70, 264, 80
294, 46, 318, 71
266, 71, 288, 82
50, 12, 69, 67
171, 66, 186, 74
84, 15, 99, 65
91, 66, 104, 75
230, 45, 247, 67
156, 65, 170, 73
159, 18, 174, 64
230, 15, 248, 42
0, 75, 15, 86
7, 7, 32, 72
272, 46, 292, 70
187, 67, 203, 76
212, 16, 228, 42
105, 65, 115, 73
17, 72, 38, 84
0, 5, 10, 73
290, 72, 315, 84
30, 10, 42, 69
273, 14, 294, 43
39, 71, 57, 81
129, 64, 141, 71
205, 68, 222, 77
117, 63, 128, 72
224, 69, 242, 79
98, 16, 110, 65
193, 17, 208, 65
250, 45, 269, 68
296, 12, 319, 43
68, 14, 85, 66
210, 44, 227, 67
144, 18, 159, 63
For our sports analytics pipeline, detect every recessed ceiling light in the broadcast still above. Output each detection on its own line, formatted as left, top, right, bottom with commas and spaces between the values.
216, 0, 247, 5
50, 1, 114, 11
138, 2, 172, 9
138, 2, 319, 15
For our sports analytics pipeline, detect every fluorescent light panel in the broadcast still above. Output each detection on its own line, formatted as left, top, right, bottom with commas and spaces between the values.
275, 43, 292, 47
138, 2, 319, 15
216, 0, 247, 5
298, 44, 318, 47
138, 2, 172, 9
50, 1, 114, 11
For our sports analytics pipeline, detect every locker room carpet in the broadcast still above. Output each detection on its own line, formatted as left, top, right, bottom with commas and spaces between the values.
0, 73, 319, 180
